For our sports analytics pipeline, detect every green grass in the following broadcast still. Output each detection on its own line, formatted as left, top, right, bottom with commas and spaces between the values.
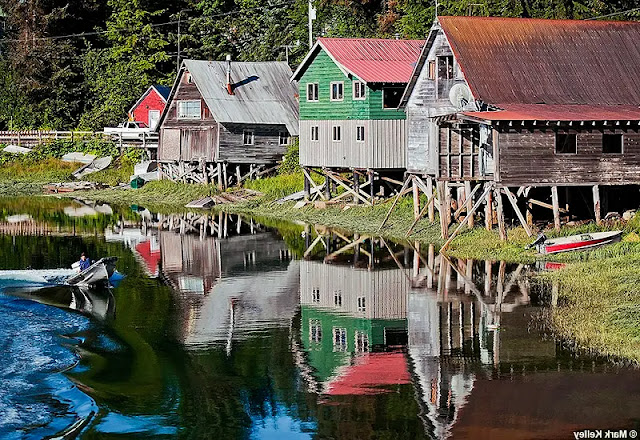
0, 158, 77, 183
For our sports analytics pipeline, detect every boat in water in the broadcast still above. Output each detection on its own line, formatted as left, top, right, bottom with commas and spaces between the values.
528, 231, 623, 254
67, 257, 118, 287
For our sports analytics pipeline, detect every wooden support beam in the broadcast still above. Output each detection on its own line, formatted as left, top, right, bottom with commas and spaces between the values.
302, 168, 327, 201
217, 163, 223, 190
405, 191, 438, 237
485, 185, 493, 231
324, 236, 368, 261
412, 179, 420, 220
593, 184, 601, 225
353, 169, 360, 205
378, 177, 412, 231
465, 181, 474, 228
526, 201, 533, 227
303, 167, 311, 200
368, 170, 375, 203
551, 185, 561, 232
326, 170, 372, 206
437, 180, 449, 239
527, 198, 569, 214
325, 174, 331, 200
453, 183, 481, 219
503, 187, 533, 237
427, 177, 435, 222
222, 163, 228, 190
495, 188, 507, 241
440, 185, 493, 252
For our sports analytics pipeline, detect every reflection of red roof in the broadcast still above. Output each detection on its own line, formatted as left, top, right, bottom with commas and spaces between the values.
135, 240, 161, 277
314, 38, 424, 83
325, 352, 410, 396
462, 104, 640, 122
439, 16, 640, 106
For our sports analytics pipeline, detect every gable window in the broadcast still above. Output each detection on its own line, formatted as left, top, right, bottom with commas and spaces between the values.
332, 125, 341, 142
243, 130, 255, 145
177, 100, 201, 119
311, 126, 319, 142
555, 133, 577, 154
603, 134, 623, 154
438, 55, 454, 80
333, 327, 347, 352
356, 125, 365, 142
330, 81, 344, 101
428, 60, 436, 80
383, 87, 404, 109
353, 81, 366, 100
307, 83, 319, 102
279, 132, 290, 145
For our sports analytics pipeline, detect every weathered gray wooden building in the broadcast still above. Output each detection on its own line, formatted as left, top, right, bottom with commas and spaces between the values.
157, 59, 299, 187
400, 16, 640, 238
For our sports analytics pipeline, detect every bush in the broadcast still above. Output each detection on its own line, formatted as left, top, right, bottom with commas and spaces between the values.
279, 139, 300, 175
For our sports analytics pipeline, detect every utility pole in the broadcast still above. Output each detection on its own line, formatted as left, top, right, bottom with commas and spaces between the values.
308, 0, 316, 48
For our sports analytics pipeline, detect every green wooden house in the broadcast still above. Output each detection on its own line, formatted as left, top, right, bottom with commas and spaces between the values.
291, 38, 424, 172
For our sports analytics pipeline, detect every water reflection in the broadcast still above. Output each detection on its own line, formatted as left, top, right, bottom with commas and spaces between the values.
1, 199, 640, 439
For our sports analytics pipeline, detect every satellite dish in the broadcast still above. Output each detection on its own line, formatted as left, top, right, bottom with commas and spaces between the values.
449, 83, 474, 110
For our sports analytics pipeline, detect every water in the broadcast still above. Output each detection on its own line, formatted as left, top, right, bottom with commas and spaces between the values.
0, 197, 639, 439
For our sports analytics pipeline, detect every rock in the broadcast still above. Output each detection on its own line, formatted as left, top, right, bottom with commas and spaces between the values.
293, 201, 307, 210
604, 212, 620, 220
314, 201, 327, 210
623, 210, 636, 221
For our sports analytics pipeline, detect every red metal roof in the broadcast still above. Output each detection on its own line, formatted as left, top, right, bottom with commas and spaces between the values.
439, 16, 640, 106
317, 38, 425, 83
324, 352, 410, 396
462, 104, 640, 122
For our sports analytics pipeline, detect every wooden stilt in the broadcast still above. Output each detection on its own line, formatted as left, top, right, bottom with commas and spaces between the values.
325, 174, 331, 200
444, 182, 452, 228
353, 170, 360, 204
427, 177, 435, 222
437, 181, 449, 239
216, 163, 222, 190
551, 185, 561, 232
465, 181, 474, 228
412, 178, 420, 220
440, 185, 493, 252
592, 184, 601, 225
503, 187, 533, 237
222, 163, 228, 190
495, 188, 507, 241
236, 165, 241, 186
303, 167, 311, 200
405, 191, 438, 236
485, 188, 493, 231
378, 177, 412, 231
368, 170, 374, 203
526, 201, 533, 227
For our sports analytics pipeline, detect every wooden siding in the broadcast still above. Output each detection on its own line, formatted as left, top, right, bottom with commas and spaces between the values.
217, 123, 289, 164
437, 125, 489, 179
405, 29, 469, 174
498, 130, 640, 185
300, 119, 406, 169
300, 260, 408, 320
298, 49, 406, 121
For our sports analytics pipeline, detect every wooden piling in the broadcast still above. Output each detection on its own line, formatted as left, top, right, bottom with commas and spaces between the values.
353, 170, 360, 204
368, 169, 375, 202
485, 188, 493, 231
325, 174, 331, 200
412, 178, 420, 220
437, 181, 449, 239
303, 167, 311, 200
495, 188, 506, 241
216, 163, 223, 190
464, 181, 474, 228
551, 185, 561, 232
427, 177, 434, 222
592, 185, 601, 225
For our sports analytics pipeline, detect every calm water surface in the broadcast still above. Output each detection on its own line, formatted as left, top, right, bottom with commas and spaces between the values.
0, 197, 639, 439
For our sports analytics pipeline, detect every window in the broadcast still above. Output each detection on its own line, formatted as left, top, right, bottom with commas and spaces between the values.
332, 125, 341, 142
307, 83, 319, 102
279, 132, 290, 146
603, 134, 623, 154
437, 55, 454, 80
355, 331, 369, 353
334, 290, 342, 307
310, 319, 322, 343
356, 126, 365, 142
330, 81, 344, 101
428, 60, 436, 80
312, 287, 320, 303
177, 100, 201, 119
353, 81, 366, 100
243, 130, 255, 145
311, 126, 319, 142
383, 87, 404, 109
357, 296, 366, 312
555, 133, 577, 154
333, 328, 347, 352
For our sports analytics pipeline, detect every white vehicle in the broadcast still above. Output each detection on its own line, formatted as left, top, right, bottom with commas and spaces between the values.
103, 121, 154, 141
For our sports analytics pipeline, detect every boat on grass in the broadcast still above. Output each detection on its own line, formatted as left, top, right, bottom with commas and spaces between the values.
528, 231, 623, 254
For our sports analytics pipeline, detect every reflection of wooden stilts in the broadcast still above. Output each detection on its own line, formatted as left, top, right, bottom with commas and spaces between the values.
427, 244, 435, 289
484, 260, 492, 296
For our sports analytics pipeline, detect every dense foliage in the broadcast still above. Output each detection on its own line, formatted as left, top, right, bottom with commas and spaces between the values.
0, 0, 637, 130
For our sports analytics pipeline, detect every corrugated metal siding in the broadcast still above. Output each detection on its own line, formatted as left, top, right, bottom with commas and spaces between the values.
439, 16, 640, 105
300, 119, 406, 169
184, 60, 299, 134
300, 260, 408, 320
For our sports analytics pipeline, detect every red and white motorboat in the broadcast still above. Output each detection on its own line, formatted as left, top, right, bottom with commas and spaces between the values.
530, 231, 623, 254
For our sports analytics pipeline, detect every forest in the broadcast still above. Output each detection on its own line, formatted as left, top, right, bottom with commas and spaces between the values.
0, 0, 637, 130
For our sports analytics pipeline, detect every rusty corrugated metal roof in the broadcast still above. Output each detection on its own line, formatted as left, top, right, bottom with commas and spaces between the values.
292, 38, 424, 84
439, 16, 640, 106
462, 104, 640, 122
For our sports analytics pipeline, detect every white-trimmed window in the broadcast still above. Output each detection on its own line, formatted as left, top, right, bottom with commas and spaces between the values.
357, 296, 366, 312
177, 100, 201, 119
334, 290, 342, 307
356, 126, 365, 142
310, 319, 322, 343
312, 287, 320, 303
311, 126, 319, 142
355, 331, 369, 353
243, 130, 255, 145
307, 83, 319, 102
353, 81, 366, 100
333, 327, 347, 352
330, 81, 344, 101
279, 131, 290, 145
332, 126, 341, 142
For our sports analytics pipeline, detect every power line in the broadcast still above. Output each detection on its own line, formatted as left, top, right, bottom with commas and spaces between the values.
584, 7, 640, 21
0, 0, 297, 43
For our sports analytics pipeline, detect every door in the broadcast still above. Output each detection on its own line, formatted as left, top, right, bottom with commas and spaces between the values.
148, 110, 161, 130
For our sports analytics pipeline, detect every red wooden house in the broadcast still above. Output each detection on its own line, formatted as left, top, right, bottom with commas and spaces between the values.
129, 85, 171, 130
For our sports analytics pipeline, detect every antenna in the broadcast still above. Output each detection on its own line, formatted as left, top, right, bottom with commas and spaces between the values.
435, 0, 439, 17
